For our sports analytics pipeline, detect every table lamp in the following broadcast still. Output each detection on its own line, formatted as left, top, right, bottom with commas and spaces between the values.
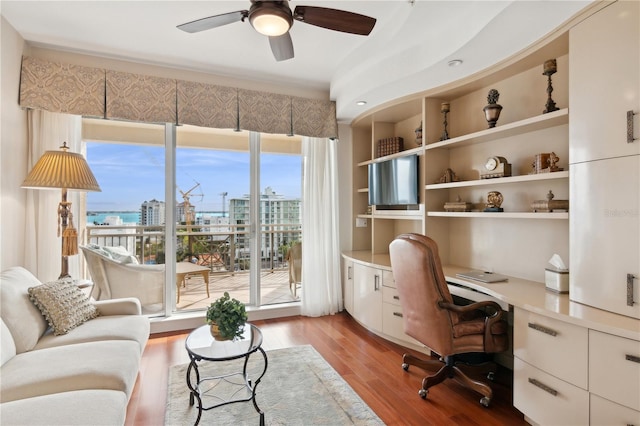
22, 142, 101, 279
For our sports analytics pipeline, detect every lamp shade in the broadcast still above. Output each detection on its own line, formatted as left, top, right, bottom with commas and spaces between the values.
22, 143, 101, 191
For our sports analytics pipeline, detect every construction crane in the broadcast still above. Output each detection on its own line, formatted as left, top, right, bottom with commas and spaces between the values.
178, 183, 202, 229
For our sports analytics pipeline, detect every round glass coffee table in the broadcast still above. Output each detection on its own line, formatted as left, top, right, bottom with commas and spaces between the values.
185, 323, 267, 425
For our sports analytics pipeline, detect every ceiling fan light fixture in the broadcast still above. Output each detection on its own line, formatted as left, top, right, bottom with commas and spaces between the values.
249, 3, 292, 36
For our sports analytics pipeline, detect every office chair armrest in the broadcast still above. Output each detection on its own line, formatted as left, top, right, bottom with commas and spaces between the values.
438, 300, 504, 318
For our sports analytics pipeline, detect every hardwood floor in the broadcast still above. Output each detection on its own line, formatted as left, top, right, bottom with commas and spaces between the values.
126, 312, 526, 425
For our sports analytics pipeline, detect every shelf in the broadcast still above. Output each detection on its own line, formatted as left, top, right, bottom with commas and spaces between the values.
427, 211, 568, 219
424, 108, 569, 151
426, 171, 569, 190
357, 146, 423, 167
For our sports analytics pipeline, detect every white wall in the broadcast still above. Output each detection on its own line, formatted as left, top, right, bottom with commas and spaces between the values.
337, 123, 352, 253
0, 17, 28, 271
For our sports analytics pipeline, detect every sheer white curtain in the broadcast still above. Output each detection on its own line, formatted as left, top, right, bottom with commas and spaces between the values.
301, 137, 343, 316
24, 110, 83, 282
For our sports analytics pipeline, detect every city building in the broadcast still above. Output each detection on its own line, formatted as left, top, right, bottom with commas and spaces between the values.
140, 199, 165, 226
229, 187, 301, 264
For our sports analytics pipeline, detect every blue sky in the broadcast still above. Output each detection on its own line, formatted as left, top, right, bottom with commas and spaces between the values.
85, 142, 302, 212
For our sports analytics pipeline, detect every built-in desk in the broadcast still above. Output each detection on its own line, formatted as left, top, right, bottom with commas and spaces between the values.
342, 250, 640, 425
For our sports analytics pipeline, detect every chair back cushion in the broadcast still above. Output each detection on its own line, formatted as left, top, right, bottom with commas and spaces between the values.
0, 267, 49, 353
389, 234, 455, 356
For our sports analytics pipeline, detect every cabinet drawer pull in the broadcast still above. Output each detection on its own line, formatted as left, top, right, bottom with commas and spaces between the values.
348, 266, 352, 280
625, 354, 640, 364
627, 274, 636, 307
374, 275, 380, 291
528, 322, 558, 337
393, 295, 400, 300
628, 110, 638, 144
528, 378, 558, 396
393, 312, 403, 318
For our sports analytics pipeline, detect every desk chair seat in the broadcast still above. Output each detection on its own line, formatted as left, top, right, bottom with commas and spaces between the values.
389, 233, 509, 407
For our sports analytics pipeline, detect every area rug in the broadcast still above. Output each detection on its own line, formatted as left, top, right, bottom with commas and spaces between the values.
165, 345, 384, 425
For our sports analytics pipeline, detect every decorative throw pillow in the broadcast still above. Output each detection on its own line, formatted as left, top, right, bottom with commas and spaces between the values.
28, 279, 99, 335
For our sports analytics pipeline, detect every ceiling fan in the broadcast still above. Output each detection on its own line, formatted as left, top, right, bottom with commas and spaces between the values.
177, 1, 377, 62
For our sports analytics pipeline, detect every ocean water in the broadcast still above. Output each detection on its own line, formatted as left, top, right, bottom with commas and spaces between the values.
87, 212, 140, 225
86, 211, 223, 225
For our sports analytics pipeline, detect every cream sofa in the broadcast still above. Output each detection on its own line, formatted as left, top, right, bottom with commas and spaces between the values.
0, 266, 150, 425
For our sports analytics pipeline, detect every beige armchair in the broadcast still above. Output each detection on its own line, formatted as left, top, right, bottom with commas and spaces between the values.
286, 242, 302, 298
80, 245, 164, 315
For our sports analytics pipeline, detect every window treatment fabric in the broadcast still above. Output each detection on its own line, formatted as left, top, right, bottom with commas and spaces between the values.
19, 56, 105, 118
24, 110, 84, 282
20, 56, 337, 138
106, 71, 176, 123
301, 137, 343, 317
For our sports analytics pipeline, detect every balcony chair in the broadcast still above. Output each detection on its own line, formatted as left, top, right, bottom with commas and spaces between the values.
286, 242, 302, 298
388, 233, 509, 407
80, 245, 164, 315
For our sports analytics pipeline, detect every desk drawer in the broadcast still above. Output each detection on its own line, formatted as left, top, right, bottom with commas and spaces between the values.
382, 270, 395, 288
382, 285, 401, 306
589, 330, 640, 411
590, 393, 640, 425
513, 357, 588, 426
514, 307, 587, 389
382, 302, 419, 346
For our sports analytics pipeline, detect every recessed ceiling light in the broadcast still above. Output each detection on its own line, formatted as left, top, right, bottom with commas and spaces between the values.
448, 59, 463, 67
356, 101, 367, 106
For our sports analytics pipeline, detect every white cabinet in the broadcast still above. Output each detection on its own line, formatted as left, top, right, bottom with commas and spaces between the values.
590, 394, 640, 426
570, 156, 640, 319
352, 262, 382, 332
589, 330, 640, 414
381, 270, 421, 347
513, 307, 589, 425
343, 259, 354, 314
513, 357, 589, 426
513, 307, 588, 389
569, 0, 640, 320
569, 0, 639, 164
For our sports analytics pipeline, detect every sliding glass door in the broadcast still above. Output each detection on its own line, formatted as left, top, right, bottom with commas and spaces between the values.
83, 120, 301, 315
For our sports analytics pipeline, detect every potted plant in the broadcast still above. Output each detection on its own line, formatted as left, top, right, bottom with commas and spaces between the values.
206, 292, 247, 340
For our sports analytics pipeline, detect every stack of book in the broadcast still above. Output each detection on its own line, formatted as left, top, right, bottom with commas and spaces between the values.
376, 137, 403, 157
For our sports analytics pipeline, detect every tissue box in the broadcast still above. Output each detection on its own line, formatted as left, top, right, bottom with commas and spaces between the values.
545, 268, 569, 293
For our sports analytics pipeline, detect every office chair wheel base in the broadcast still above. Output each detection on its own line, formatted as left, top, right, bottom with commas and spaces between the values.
480, 396, 491, 407
418, 389, 428, 399
402, 363, 409, 371
487, 371, 495, 381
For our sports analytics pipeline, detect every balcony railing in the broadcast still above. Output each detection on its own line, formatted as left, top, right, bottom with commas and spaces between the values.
85, 223, 301, 275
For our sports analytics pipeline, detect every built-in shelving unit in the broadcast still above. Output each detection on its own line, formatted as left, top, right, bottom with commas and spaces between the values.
424, 108, 568, 149
349, 28, 571, 280
426, 170, 569, 190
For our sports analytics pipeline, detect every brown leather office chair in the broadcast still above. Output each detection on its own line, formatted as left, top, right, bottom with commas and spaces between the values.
388, 233, 508, 407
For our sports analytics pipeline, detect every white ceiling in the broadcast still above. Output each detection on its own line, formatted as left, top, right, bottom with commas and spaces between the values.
1, 1, 591, 123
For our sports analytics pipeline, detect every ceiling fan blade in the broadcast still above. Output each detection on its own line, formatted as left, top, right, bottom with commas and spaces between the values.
293, 6, 376, 35
269, 33, 294, 62
177, 10, 248, 33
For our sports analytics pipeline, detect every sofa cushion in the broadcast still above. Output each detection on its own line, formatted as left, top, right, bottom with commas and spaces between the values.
34, 314, 150, 353
0, 389, 127, 425
28, 279, 99, 335
1, 318, 16, 366
0, 267, 49, 353
0, 340, 141, 403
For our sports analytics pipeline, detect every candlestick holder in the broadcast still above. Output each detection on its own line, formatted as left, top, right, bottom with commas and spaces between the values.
440, 102, 450, 141
543, 59, 559, 114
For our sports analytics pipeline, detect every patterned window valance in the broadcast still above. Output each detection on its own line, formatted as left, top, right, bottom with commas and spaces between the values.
19, 56, 337, 138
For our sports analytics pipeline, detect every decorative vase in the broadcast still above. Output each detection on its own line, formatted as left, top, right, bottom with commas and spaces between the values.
483, 89, 502, 128
209, 323, 230, 340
